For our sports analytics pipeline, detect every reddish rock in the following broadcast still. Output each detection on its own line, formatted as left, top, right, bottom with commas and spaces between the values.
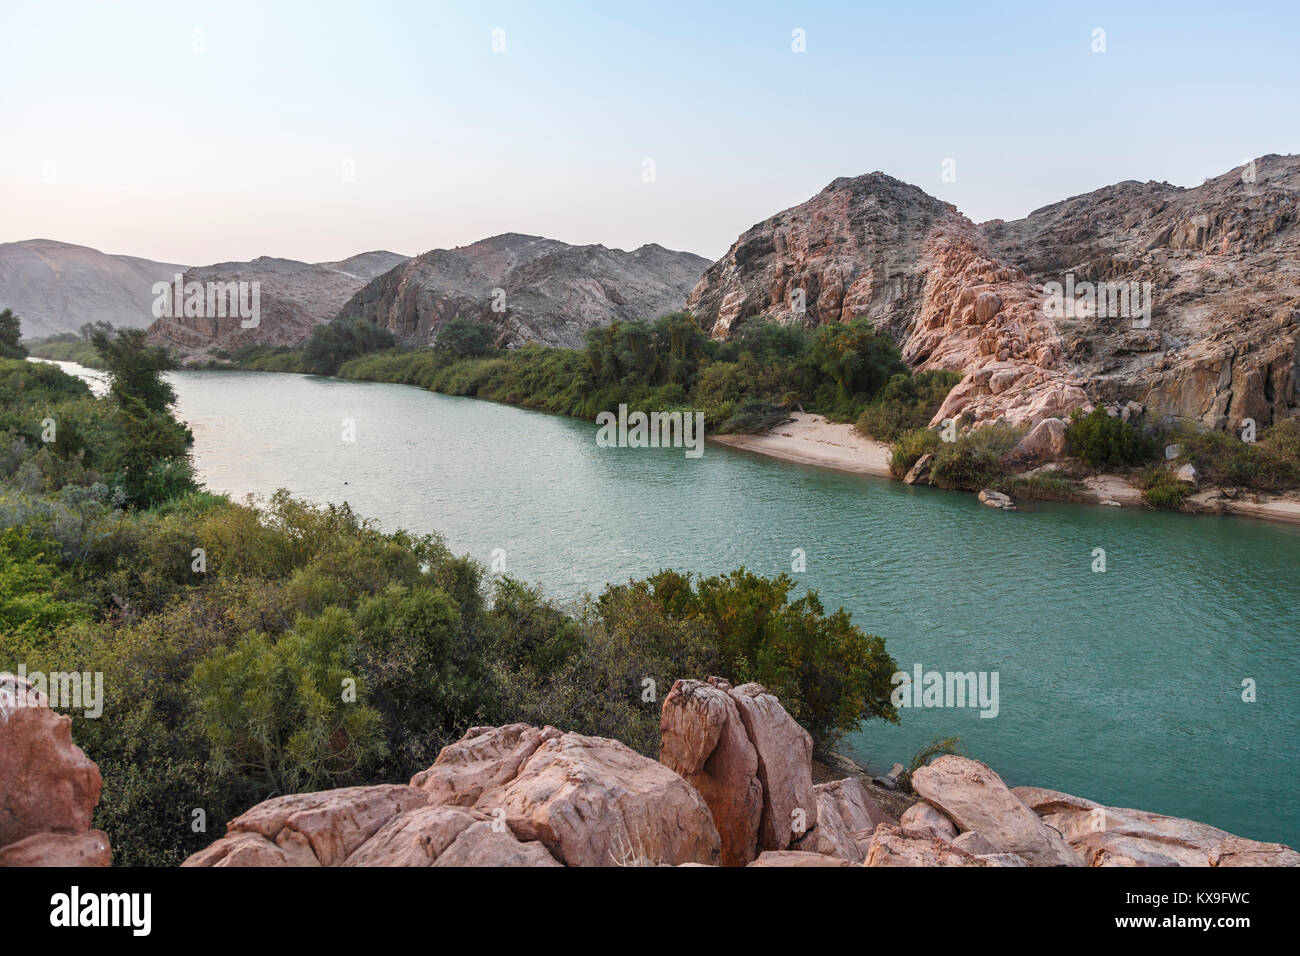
184, 785, 431, 867
433, 821, 562, 867
728, 683, 817, 851
863, 824, 993, 867
659, 678, 762, 867
747, 850, 853, 867
911, 757, 1081, 866
0, 674, 103, 846
0, 830, 111, 867
475, 731, 720, 867
411, 723, 560, 807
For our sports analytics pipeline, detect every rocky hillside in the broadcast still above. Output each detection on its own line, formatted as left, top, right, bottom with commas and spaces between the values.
338, 233, 710, 348
145, 251, 408, 359
7, 669, 1292, 867
0, 239, 186, 338
689, 156, 1300, 429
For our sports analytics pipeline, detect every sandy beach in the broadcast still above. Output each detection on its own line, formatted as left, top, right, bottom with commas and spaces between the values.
707, 412, 893, 479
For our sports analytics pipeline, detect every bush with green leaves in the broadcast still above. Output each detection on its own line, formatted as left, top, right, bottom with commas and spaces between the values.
1066, 406, 1148, 468
856, 370, 963, 443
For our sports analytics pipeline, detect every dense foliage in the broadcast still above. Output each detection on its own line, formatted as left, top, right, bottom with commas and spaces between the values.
332, 312, 933, 436
1, 354, 899, 865
1066, 406, 1149, 468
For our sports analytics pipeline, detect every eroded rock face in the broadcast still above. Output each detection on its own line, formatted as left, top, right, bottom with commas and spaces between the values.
911, 757, 1081, 866
410, 723, 561, 808
659, 678, 762, 866
729, 683, 817, 852
690, 156, 1300, 429
476, 731, 720, 867
0, 830, 111, 867
899, 801, 959, 841
0, 673, 109, 866
187, 725, 718, 867
1011, 785, 1300, 868
747, 850, 853, 867
433, 821, 562, 867
863, 824, 992, 867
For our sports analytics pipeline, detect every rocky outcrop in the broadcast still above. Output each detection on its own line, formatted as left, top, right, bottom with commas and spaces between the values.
339, 233, 709, 349
791, 777, 895, 863
985, 155, 1300, 429
911, 757, 1081, 866
728, 682, 818, 852
146, 251, 407, 360
659, 677, 763, 866
0, 673, 110, 866
689, 156, 1300, 429
862, 824, 994, 867
180, 685, 1295, 868
186, 724, 718, 867
0, 239, 186, 338
1012, 786, 1300, 867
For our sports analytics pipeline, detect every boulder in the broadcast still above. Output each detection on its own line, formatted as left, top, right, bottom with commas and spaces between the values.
747, 850, 853, 867
1030, 793, 1297, 867
476, 731, 720, 867
863, 824, 992, 867
899, 801, 959, 841
911, 756, 1081, 866
659, 678, 762, 866
410, 723, 560, 807
977, 489, 1016, 510
904, 453, 934, 485
814, 777, 895, 832
342, 804, 484, 867
432, 820, 562, 867
728, 683, 817, 851
0, 673, 103, 847
1012, 417, 1068, 462
183, 785, 431, 867
0, 830, 111, 867
1210, 836, 1300, 867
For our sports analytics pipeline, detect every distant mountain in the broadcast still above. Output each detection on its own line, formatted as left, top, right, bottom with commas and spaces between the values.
688, 156, 1300, 429
145, 251, 408, 358
0, 239, 186, 338
338, 233, 711, 348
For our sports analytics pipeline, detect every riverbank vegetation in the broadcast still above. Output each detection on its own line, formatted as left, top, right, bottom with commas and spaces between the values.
1, 346, 899, 865
21, 320, 116, 369
208, 312, 957, 436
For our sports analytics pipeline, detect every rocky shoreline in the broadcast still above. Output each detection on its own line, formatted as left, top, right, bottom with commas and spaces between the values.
4, 671, 1294, 868
710, 411, 1300, 527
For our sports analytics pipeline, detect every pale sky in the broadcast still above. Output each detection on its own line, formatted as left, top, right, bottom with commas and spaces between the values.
2, 0, 1297, 266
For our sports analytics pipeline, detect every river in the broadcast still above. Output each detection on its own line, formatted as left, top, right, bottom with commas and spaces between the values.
42, 361, 1300, 844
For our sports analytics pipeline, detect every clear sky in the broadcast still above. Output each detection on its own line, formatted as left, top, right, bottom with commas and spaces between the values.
2, 0, 1297, 265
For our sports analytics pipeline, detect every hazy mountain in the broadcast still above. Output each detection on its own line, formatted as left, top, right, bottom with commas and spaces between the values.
338, 233, 711, 348
0, 239, 186, 338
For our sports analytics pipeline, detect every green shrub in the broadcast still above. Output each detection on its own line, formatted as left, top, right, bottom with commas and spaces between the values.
856, 370, 963, 443
889, 427, 941, 478
1067, 406, 1147, 468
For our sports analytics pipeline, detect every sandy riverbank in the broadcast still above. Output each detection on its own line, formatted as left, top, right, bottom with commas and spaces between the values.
708, 412, 893, 478
710, 412, 1300, 527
